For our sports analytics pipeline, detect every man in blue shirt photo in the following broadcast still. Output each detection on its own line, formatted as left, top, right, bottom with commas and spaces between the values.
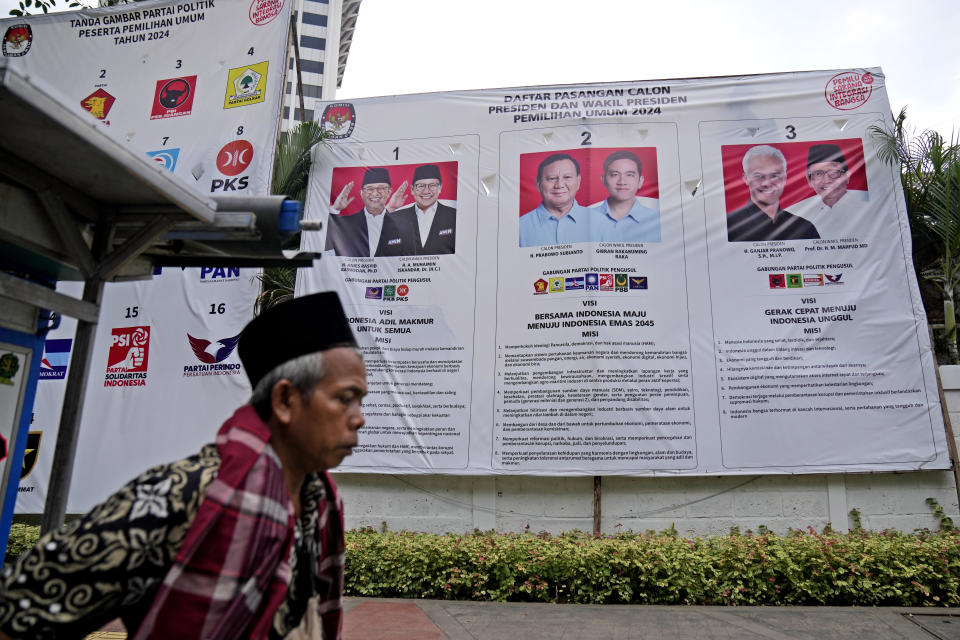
519, 153, 594, 247
593, 150, 660, 243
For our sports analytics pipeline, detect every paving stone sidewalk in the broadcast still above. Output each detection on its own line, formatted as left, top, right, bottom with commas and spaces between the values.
83, 600, 960, 639
342, 598, 960, 640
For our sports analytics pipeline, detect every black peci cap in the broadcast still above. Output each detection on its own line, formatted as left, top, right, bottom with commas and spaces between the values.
238, 291, 357, 388
362, 167, 391, 186
412, 164, 441, 183
807, 144, 847, 170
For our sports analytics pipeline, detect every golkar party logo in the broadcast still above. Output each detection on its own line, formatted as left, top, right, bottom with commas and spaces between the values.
184, 332, 242, 377
321, 103, 356, 139
2, 24, 32, 57
224, 61, 268, 108
151, 76, 197, 120
104, 326, 150, 387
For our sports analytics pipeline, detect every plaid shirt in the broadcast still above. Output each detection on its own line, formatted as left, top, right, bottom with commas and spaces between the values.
0, 406, 344, 640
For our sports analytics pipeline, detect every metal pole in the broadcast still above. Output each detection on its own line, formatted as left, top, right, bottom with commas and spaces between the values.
933, 365, 960, 513
40, 275, 103, 533
290, 14, 306, 121
40, 221, 112, 534
592, 476, 602, 535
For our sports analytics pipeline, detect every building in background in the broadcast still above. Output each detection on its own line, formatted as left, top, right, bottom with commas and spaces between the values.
283, 0, 362, 128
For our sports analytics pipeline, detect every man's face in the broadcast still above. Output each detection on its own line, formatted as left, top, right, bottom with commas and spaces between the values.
287, 347, 367, 471
602, 158, 643, 204
743, 155, 785, 208
412, 177, 441, 210
360, 182, 391, 215
538, 159, 581, 212
807, 161, 849, 207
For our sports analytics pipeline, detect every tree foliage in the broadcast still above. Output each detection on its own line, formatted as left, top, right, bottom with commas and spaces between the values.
254, 120, 330, 314
870, 109, 960, 362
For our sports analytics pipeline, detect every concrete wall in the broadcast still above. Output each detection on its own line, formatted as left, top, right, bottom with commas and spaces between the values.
334, 366, 960, 536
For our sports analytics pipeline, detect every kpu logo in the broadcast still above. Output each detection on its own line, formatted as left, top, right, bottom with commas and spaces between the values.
224, 61, 268, 108
81, 88, 116, 122
321, 102, 356, 139
104, 326, 150, 387
151, 76, 197, 120
212, 140, 253, 192
39, 338, 72, 380
184, 333, 242, 377
146, 148, 180, 172
2, 24, 32, 57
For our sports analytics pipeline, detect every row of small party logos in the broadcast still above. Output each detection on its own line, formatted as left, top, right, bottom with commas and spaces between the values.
769, 273, 845, 289
39, 323, 247, 389
534, 273, 649, 294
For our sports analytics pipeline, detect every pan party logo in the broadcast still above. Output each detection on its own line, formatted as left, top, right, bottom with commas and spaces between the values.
321, 103, 356, 139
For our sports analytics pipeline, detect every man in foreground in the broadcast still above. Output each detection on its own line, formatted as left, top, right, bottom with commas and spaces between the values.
593, 150, 661, 243
389, 164, 456, 255
791, 143, 868, 239
0, 292, 365, 640
326, 167, 413, 257
726, 145, 820, 242
519, 153, 593, 247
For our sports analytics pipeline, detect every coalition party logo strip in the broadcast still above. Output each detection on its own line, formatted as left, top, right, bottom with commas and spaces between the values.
533, 273, 647, 295
768, 273, 844, 289
105, 326, 150, 387
364, 284, 410, 301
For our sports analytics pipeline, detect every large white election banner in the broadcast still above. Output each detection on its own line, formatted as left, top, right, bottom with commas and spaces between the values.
2, 0, 292, 512
299, 68, 948, 476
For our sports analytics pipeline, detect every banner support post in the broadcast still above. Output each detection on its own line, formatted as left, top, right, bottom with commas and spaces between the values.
593, 476, 602, 535
289, 14, 306, 121
932, 364, 960, 513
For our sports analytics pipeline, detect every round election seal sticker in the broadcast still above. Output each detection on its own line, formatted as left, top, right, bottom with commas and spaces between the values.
2, 24, 32, 57
249, 0, 285, 25
825, 71, 873, 111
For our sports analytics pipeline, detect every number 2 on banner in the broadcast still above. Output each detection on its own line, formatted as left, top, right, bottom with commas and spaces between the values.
580, 132, 592, 146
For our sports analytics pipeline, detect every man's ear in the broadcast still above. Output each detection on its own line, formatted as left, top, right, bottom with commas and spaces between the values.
270, 379, 298, 425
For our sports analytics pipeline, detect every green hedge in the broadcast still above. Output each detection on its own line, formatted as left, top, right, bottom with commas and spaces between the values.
344, 527, 960, 606
7, 524, 960, 606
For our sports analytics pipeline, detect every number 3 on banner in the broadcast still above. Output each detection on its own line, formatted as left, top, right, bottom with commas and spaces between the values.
785, 125, 796, 139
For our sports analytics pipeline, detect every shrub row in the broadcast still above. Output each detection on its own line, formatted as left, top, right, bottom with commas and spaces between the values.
344, 527, 960, 606
7, 524, 959, 606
